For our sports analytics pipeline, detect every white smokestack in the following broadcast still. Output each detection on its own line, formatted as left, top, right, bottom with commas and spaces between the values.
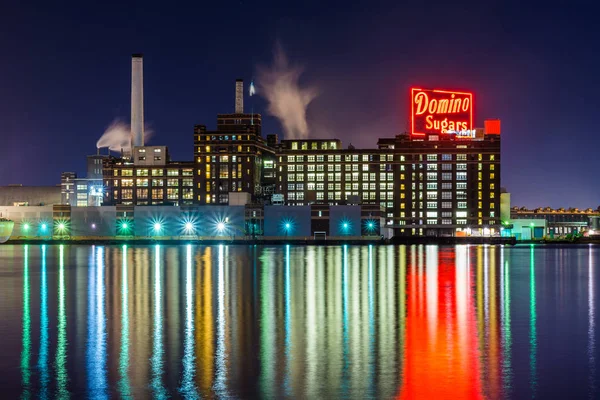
131, 54, 144, 147
235, 79, 244, 114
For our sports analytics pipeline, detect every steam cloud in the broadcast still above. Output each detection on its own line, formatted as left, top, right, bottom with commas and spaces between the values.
96, 119, 152, 152
257, 44, 318, 139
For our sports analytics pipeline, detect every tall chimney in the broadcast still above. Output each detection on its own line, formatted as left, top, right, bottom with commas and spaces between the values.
235, 79, 244, 114
131, 54, 144, 147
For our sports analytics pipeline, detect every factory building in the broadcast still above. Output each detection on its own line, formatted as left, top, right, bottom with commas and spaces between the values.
61, 154, 107, 207
0, 184, 62, 207
100, 78, 503, 237
390, 126, 501, 236
92, 54, 505, 237
511, 206, 600, 238
193, 79, 276, 205
102, 146, 195, 206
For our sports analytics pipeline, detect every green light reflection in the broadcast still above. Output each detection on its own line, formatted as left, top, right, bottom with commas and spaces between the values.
529, 245, 537, 396
501, 248, 513, 392
55, 245, 68, 398
283, 244, 291, 396
38, 245, 49, 398
20, 245, 31, 399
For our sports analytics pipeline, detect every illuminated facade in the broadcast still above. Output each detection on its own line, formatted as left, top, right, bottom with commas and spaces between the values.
193, 113, 275, 205
273, 139, 395, 224
61, 155, 107, 207
100, 85, 502, 236
392, 130, 501, 236
102, 147, 195, 206
270, 126, 501, 236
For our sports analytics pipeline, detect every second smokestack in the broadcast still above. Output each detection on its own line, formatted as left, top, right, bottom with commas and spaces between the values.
235, 79, 244, 114
131, 54, 144, 147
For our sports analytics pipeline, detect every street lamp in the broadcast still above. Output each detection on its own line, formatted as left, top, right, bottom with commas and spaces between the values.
530, 222, 535, 240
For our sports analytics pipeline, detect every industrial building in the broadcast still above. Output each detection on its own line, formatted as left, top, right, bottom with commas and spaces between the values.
102, 147, 195, 206
60, 154, 106, 207
0, 185, 62, 207
94, 58, 504, 237
57, 55, 504, 238
193, 80, 275, 205
511, 206, 600, 238
1, 203, 386, 240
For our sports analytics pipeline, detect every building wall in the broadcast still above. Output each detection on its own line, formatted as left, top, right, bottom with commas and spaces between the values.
0, 186, 62, 207
507, 218, 546, 240
500, 192, 511, 222
6, 205, 246, 239
263, 205, 311, 237
329, 205, 362, 236
2, 206, 54, 238
71, 206, 117, 236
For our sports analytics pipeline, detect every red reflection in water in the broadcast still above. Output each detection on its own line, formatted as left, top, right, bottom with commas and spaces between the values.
400, 248, 483, 399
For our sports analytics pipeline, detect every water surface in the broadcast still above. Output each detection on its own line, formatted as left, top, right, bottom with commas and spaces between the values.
0, 244, 598, 398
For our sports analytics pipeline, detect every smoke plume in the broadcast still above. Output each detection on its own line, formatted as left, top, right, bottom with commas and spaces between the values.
96, 119, 152, 152
257, 44, 318, 139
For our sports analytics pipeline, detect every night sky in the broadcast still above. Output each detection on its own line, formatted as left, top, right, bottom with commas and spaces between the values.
1, 1, 598, 208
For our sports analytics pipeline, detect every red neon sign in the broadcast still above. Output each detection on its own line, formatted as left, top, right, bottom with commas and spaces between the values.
411, 88, 473, 137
